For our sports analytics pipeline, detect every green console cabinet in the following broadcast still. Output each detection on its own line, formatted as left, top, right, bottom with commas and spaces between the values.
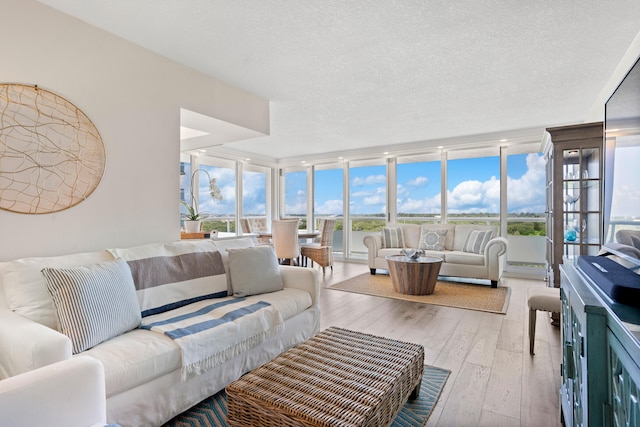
560, 262, 640, 426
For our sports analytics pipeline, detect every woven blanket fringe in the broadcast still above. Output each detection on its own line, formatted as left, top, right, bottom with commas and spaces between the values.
181, 323, 285, 381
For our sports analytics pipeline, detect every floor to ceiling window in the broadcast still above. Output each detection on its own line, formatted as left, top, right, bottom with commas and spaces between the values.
314, 164, 344, 254
242, 164, 268, 218
349, 159, 386, 256
284, 169, 307, 229
396, 154, 441, 224
197, 157, 236, 233
446, 149, 500, 225
507, 150, 547, 270
180, 140, 546, 277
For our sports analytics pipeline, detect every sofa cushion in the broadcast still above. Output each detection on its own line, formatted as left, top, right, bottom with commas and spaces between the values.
420, 250, 447, 259
381, 227, 405, 248
1, 251, 115, 330
463, 229, 494, 254
227, 246, 284, 297
418, 226, 448, 251
109, 241, 227, 318
246, 288, 312, 321
83, 287, 312, 397
82, 328, 181, 397
42, 258, 141, 354
444, 251, 485, 266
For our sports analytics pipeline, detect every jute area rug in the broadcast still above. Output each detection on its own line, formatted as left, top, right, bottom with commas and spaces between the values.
328, 273, 510, 314
163, 365, 449, 427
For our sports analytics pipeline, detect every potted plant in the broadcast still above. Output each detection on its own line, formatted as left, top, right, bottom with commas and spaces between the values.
181, 200, 208, 233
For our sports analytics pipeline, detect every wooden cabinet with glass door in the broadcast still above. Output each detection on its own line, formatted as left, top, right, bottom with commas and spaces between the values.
543, 122, 603, 287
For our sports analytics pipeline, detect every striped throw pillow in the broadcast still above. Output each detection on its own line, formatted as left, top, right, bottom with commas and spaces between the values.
109, 241, 227, 317
381, 227, 405, 248
42, 258, 141, 354
463, 230, 494, 254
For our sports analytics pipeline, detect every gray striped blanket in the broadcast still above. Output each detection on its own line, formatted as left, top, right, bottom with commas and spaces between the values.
141, 297, 284, 380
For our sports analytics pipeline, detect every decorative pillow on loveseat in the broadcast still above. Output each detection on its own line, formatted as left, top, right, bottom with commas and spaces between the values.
418, 226, 448, 251
463, 230, 494, 254
42, 258, 141, 354
227, 246, 284, 297
381, 227, 405, 248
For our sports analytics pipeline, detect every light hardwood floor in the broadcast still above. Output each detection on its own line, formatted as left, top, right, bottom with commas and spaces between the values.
316, 261, 562, 427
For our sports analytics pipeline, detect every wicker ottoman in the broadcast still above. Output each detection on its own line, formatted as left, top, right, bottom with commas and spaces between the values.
226, 327, 425, 427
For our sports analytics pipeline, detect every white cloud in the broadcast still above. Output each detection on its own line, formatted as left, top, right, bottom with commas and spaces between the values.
352, 174, 385, 186
507, 153, 546, 213
398, 195, 441, 213
407, 176, 428, 186
315, 199, 343, 215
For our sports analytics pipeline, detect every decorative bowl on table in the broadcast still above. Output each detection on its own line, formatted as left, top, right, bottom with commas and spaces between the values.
401, 249, 425, 260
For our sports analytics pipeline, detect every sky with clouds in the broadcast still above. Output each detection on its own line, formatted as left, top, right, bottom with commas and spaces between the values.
188, 152, 549, 217
290, 152, 547, 216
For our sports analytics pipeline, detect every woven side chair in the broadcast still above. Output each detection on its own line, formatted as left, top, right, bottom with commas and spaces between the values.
301, 218, 337, 275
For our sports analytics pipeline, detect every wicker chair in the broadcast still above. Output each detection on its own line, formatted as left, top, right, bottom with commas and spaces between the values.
301, 218, 337, 275
241, 217, 270, 243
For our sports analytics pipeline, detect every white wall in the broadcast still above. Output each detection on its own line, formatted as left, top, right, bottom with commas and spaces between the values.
0, 0, 269, 261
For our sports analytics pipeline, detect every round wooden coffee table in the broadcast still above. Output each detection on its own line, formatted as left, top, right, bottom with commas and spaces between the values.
385, 255, 443, 295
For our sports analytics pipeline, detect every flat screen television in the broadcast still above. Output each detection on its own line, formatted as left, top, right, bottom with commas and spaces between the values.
603, 54, 640, 270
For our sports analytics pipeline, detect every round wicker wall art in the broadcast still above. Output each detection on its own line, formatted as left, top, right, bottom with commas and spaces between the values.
0, 84, 106, 214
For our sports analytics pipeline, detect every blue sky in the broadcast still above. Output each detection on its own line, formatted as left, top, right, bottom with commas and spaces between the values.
188, 152, 547, 217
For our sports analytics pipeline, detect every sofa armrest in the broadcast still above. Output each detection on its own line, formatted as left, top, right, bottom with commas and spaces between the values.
0, 309, 71, 379
363, 234, 382, 268
280, 266, 320, 307
484, 237, 508, 281
0, 356, 107, 427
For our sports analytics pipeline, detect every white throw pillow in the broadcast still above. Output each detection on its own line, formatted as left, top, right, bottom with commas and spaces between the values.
463, 230, 494, 254
42, 258, 141, 354
227, 246, 284, 297
2, 251, 114, 330
418, 226, 448, 251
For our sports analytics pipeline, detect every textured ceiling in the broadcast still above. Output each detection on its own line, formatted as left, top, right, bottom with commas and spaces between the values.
36, 0, 640, 162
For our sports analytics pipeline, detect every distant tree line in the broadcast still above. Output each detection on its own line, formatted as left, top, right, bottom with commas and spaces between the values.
199, 212, 546, 236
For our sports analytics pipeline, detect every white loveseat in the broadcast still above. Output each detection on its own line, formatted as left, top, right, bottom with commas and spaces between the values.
0, 238, 320, 427
363, 223, 508, 287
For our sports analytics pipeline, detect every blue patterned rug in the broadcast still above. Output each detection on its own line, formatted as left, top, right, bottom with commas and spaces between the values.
163, 365, 449, 427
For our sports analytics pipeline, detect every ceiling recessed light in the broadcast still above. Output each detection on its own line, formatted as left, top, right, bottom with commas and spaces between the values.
500, 139, 508, 142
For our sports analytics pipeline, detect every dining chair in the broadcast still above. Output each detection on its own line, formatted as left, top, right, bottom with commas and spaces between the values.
271, 219, 301, 265
241, 217, 271, 243
301, 217, 337, 275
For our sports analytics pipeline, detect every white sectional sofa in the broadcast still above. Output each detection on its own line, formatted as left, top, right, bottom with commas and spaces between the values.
363, 223, 508, 287
0, 238, 320, 427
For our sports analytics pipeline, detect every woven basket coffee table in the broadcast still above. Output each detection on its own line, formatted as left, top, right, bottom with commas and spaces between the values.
226, 327, 425, 427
